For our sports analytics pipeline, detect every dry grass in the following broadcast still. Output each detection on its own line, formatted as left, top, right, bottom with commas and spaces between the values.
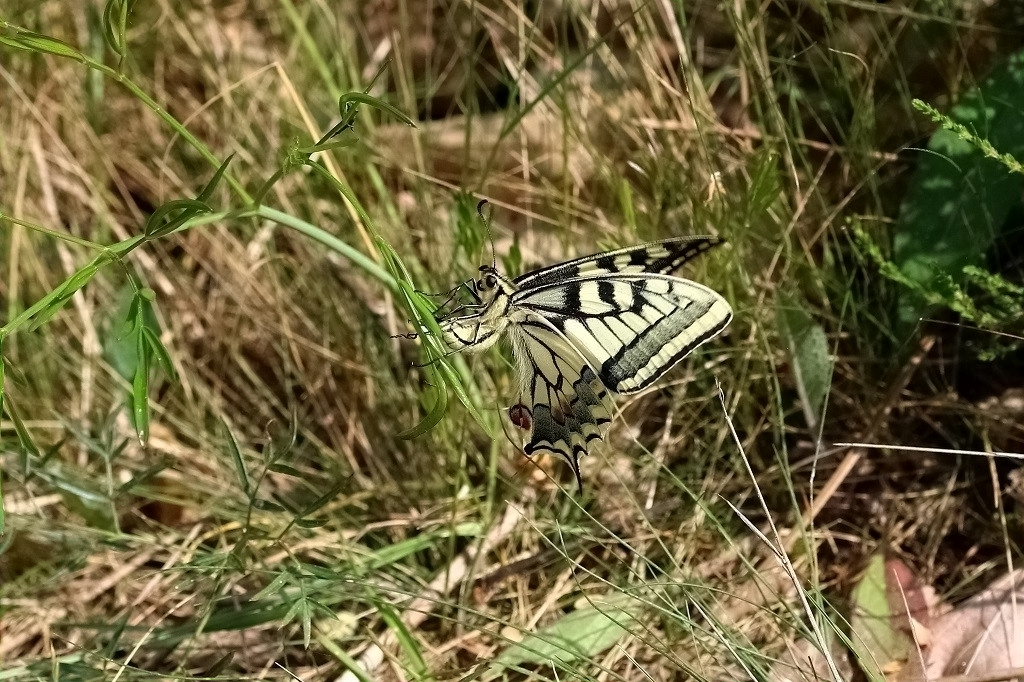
1, 0, 1022, 679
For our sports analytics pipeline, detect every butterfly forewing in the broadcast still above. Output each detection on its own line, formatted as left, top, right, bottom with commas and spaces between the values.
513, 236, 723, 289
513, 274, 732, 394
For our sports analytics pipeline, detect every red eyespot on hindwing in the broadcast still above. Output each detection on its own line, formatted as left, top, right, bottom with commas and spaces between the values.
508, 404, 532, 431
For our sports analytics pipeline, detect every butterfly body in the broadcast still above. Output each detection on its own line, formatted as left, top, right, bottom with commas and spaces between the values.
431, 237, 732, 489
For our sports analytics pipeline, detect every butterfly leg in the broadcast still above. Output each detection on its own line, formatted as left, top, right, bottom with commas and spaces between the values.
433, 283, 483, 321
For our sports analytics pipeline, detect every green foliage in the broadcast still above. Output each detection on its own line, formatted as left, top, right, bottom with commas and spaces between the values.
106, 286, 176, 446
453, 192, 489, 263
856, 227, 1023, 358
778, 298, 833, 430
100, 0, 136, 62
849, 556, 910, 681
894, 49, 1024, 330
4, 2, 1023, 680
489, 593, 639, 675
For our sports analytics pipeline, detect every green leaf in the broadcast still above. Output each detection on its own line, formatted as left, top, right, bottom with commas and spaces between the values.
491, 593, 639, 672
377, 600, 432, 681
195, 153, 235, 203
105, 287, 177, 447
778, 298, 833, 430
849, 555, 910, 681
5, 393, 42, 471
0, 27, 87, 61
894, 49, 1024, 330
142, 326, 176, 379
143, 198, 211, 238
221, 419, 252, 495
26, 260, 103, 331
117, 458, 169, 495
296, 477, 347, 518
251, 499, 287, 513
267, 462, 305, 478
397, 368, 448, 440
131, 309, 150, 445
101, 0, 133, 58
253, 571, 292, 601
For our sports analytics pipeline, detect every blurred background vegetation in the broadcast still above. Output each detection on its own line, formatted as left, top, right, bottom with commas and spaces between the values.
1, 0, 1022, 679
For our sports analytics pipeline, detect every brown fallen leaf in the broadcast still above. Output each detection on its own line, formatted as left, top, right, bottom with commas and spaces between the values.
900, 569, 1024, 680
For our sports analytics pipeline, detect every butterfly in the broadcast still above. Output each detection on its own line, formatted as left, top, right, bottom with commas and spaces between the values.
427, 236, 732, 490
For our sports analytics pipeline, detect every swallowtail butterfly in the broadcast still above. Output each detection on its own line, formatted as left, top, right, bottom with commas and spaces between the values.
429, 237, 732, 490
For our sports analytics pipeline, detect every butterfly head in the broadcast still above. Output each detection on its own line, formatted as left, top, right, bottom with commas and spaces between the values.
429, 265, 516, 352
472, 264, 516, 300
476, 265, 499, 292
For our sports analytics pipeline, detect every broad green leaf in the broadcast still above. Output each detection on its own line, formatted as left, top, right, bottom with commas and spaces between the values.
850, 555, 910, 681
778, 299, 833, 430
492, 593, 639, 672
894, 49, 1024, 330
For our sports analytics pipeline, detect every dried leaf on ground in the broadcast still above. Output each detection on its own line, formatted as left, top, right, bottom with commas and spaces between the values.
900, 569, 1024, 679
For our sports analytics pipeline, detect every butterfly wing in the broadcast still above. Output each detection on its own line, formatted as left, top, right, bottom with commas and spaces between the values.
511, 273, 732, 395
513, 237, 723, 289
506, 320, 614, 490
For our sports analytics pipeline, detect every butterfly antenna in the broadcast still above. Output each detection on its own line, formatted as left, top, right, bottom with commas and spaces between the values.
476, 198, 496, 270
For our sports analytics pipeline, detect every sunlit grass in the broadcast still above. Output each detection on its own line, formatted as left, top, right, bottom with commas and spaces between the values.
1, 1, 1021, 680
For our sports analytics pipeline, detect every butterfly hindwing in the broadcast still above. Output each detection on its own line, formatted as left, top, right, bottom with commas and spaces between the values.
506, 320, 613, 489
511, 273, 732, 394
513, 236, 722, 289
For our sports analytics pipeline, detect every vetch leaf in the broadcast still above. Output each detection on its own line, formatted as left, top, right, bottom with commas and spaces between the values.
131, 316, 150, 445
221, 419, 252, 495
492, 593, 639, 672
850, 555, 910, 681
377, 600, 432, 681
251, 499, 287, 513
778, 298, 833, 431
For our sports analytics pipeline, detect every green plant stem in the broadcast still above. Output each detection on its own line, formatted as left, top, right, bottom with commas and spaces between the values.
0, 207, 400, 341
258, 206, 396, 290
